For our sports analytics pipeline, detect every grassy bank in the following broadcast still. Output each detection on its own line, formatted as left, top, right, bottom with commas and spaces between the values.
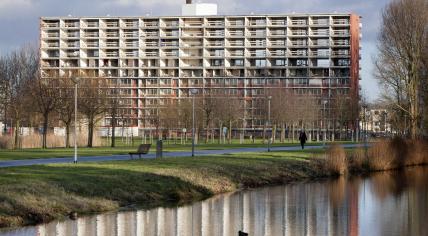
0, 149, 322, 228
0, 141, 355, 161
1, 138, 423, 229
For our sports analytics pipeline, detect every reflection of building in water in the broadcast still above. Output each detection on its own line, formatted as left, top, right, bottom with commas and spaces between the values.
19, 170, 426, 236
34, 183, 357, 236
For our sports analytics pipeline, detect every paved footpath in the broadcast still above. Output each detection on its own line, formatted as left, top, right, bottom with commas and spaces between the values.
0, 144, 363, 168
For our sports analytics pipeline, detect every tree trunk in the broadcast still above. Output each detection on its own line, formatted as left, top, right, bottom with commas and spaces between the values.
280, 123, 285, 143
228, 120, 232, 144
42, 114, 49, 149
14, 119, 20, 150
111, 117, 116, 148
87, 120, 94, 147
65, 123, 70, 148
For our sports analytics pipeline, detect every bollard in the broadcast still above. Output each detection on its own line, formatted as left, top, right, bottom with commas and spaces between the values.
156, 139, 163, 158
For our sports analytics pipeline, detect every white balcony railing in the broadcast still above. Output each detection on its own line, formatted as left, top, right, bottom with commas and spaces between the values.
333, 19, 350, 25
44, 23, 59, 28
290, 20, 307, 26
144, 42, 158, 47
65, 23, 79, 28
106, 22, 119, 27
270, 20, 286, 26
143, 22, 158, 27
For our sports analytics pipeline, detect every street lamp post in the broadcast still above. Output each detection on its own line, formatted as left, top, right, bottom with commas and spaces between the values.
267, 96, 272, 152
71, 77, 80, 164
190, 89, 198, 157
322, 100, 328, 148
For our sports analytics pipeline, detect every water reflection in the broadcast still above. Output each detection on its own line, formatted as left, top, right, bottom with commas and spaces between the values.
1, 167, 427, 236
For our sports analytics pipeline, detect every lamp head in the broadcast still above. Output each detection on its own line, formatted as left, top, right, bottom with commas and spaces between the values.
71, 77, 81, 84
190, 88, 198, 95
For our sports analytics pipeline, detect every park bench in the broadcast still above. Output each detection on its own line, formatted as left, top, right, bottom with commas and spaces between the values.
129, 144, 151, 159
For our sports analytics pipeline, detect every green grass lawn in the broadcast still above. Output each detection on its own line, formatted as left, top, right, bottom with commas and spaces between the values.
0, 139, 357, 161
0, 149, 323, 228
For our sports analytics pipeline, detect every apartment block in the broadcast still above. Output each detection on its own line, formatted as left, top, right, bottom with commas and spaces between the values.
39, 3, 361, 132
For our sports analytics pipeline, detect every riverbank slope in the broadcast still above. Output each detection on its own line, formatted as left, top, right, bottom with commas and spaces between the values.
0, 150, 323, 228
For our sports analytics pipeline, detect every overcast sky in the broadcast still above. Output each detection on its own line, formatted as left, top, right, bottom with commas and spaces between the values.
0, 0, 391, 101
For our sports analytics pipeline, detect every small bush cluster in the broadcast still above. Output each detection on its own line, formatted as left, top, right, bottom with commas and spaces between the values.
314, 137, 428, 174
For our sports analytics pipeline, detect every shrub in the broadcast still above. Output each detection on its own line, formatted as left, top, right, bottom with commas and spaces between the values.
367, 137, 408, 171
322, 144, 348, 175
347, 148, 368, 171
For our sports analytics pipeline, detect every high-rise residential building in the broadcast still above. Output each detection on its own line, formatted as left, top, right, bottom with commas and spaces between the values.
39, 1, 361, 135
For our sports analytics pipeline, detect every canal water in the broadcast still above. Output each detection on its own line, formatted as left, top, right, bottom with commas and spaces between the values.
1, 167, 427, 236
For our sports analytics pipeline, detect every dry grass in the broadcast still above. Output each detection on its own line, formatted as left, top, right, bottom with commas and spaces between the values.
347, 148, 368, 171
311, 145, 348, 176
0, 133, 103, 149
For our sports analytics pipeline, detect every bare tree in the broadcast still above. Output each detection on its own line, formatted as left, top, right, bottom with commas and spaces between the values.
55, 76, 77, 148
28, 74, 59, 148
375, 0, 428, 138
78, 77, 108, 147
0, 46, 38, 149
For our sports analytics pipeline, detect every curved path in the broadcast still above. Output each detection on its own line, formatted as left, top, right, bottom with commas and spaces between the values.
0, 143, 364, 168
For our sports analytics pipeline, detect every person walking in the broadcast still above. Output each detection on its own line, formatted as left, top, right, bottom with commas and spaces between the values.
299, 130, 308, 149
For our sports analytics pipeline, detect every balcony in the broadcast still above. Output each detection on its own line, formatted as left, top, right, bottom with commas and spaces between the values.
311, 19, 329, 26
143, 52, 159, 57
183, 21, 203, 27
270, 19, 287, 26
180, 42, 202, 47
228, 21, 245, 27
66, 52, 80, 58
64, 22, 79, 28
105, 32, 119, 37
86, 22, 99, 28
46, 43, 59, 48
181, 32, 203, 37
106, 22, 119, 27
332, 30, 350, 37
84, 32, 99, 38
105, 42, 119, 47
309, 51, 330, 57
143, 22, 158, 27
123, 42, 139, 48
66, 33, 79, 38
46, 33, 60, 38
269, 41, 286, 47
228, 31, 244, 37
161, 42, 179, 47
205, 42, 224, 47
43, 22, 59, 28
143, 32, 159, 37
311, 30, 329, 36
248, 21, 267, 27
248, 41, 266, 47
228, 51, 244, 57
228, 41, 244, 47
123, 52, 138, 57
289, 50, 307, 56
143, 42, 158, 47
65, 43, 79, 48
105, 52, 119, 57
207, 21, 224, 27
289, 41, 307, 47
269, 31, 286, 37
122, 32, 139, 38
268, 51, 286, 57
290, 19, 307, 26
333, 19, 350, 25
332, 40, 350, 46
290, 30, 307, 36
162, 51, 179, 57
124, 22, 139, 28
162, 32, 179, 37
247, 31, 266, 37
206, 31, 224, 37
